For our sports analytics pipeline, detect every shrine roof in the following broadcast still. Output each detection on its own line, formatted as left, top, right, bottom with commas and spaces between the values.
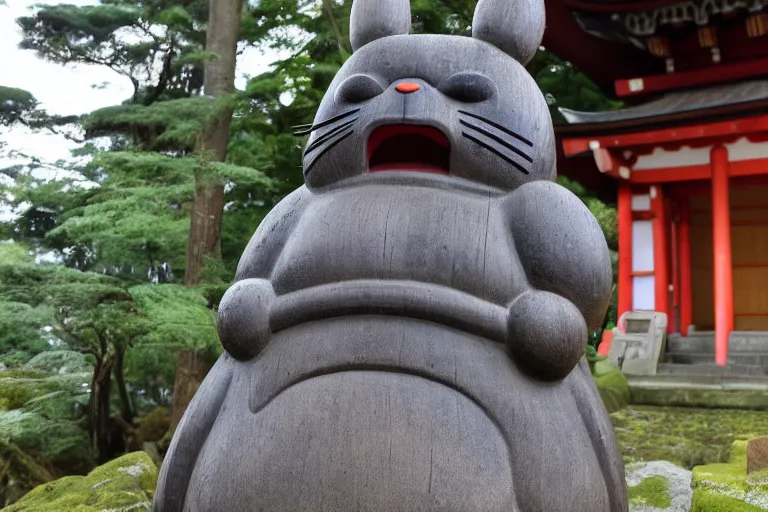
556, 79, 768, 133
543, 0, 768, 98
542, 0, 660, 94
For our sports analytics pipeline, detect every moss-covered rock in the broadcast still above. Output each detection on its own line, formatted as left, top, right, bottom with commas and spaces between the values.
0, 440, 56, 508
629, 475, 672, 508
626, 460, 692, 511
0, 371, 91, 412
593, 359, 630, 413
691, 440, 768, 510
5, 451, 158, 512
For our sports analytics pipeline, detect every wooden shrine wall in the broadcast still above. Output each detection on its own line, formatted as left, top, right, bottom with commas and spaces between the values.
687, 182, 768, 331
689, 196, 714, 331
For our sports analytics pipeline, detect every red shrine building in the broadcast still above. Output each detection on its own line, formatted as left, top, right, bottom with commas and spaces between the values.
543, 0, 768, 365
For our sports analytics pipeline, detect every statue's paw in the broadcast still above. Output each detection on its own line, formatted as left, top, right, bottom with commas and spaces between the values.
216, 278, 275, 361
506, 290, 587, 381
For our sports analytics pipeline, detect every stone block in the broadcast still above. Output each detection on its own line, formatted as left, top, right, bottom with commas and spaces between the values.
613, 311, 668, 376
747, 436, 768, 474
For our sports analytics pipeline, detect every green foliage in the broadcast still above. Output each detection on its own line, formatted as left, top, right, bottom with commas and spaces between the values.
17, 1, 208, 102
0, 301, 55, 363
0, 242, 34, 265
528, 50, 624, 123
556, 175, 618, 250
0, 410, 92, 471
134, 407, 170, 443
122, 284, 219, 407
0, 86, 38, 126
0, 260, 122, 306
24, 351, 93, 375
129, 284, 217, 352
0, 368, 94, 489
83, 96, 227, 150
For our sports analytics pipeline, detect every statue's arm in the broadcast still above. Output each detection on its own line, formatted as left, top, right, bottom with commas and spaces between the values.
153, 354, 236, 512
502, 180, 612, 332
233, 185, 313, 282
215, 185, 313, 362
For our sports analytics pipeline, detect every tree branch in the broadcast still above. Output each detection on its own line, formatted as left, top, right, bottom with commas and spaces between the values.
322, 0, 351, 57
143, 44, 176, 106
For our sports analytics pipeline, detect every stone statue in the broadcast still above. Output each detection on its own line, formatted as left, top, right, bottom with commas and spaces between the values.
153, 0, 628, 507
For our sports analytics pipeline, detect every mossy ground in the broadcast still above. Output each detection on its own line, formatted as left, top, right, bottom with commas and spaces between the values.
5, 451, 158, 512
611, 406, 768, 469
628, 474, 673, 508
691, 441, 768, 511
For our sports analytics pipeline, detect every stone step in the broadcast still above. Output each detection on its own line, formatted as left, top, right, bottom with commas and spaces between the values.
627, 373, 768, 389
664, 352, 768, 367
667, 332, 768, 354
656, 363, 768, 377
628, 379, 768, 410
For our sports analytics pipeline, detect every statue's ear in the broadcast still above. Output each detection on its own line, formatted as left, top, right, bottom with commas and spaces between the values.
349, 0, 411, 52
472, 0, 544, 65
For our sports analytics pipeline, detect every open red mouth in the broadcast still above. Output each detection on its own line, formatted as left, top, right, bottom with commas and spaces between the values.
367, 125, 450, 174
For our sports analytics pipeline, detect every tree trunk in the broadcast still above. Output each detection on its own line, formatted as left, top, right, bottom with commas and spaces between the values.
90, 354, 115, 464
114, 347, 134, 425
184, 0, 243, 286
169, 350, 211, 431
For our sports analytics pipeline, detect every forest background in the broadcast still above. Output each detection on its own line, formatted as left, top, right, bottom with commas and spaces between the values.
0, 0, 621, 505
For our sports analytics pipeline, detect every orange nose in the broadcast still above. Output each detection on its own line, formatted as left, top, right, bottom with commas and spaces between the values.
395, 82, 420, 94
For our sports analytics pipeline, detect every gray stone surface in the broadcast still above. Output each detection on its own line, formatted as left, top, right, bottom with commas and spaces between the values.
154, 0, 627, 508
626, 461, 692, 512
610, 312, 667, 376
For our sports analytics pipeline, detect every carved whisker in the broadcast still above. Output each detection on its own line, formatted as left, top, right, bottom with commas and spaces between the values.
302, 119, 358, 157
459, 120, 532, 163
462, 132, 530, 175
457, 110, 533, 147
293, 109, 361, 136
304, 129, 354, 176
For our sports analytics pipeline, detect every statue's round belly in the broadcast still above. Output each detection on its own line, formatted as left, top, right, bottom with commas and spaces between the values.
184, 371, 516, 512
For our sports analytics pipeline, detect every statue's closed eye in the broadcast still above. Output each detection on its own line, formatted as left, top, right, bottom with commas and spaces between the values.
439, 73, 496, 103
336, 74, 386, 103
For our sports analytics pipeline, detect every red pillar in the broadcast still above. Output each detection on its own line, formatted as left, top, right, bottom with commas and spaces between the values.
678, 201, 693, 336
651, 185, 670, 325
711, 145, 733, 366
617, 182, 633, 323
670, 208, 680, 334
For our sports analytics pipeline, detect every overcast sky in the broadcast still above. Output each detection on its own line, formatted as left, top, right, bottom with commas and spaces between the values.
0, 0, 283, 164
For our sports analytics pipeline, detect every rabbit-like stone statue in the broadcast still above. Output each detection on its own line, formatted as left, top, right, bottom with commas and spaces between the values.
153, 0, 628, 508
